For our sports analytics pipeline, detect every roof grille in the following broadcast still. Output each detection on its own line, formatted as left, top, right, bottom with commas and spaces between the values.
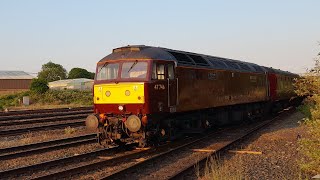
223, 61, 240, 70
238, 63, 252, 71
188, 54, 209, 66
167, 51, 194, 65
208, 57, 228, 69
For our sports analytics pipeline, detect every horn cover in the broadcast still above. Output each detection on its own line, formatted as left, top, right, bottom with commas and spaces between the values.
125, 115, 141, 132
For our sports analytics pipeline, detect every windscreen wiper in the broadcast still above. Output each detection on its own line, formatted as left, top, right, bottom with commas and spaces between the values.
98, 62, 109, 73
127, 60, 138, 73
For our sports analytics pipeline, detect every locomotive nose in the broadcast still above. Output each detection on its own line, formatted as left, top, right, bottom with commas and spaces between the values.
85, 114, 99, 130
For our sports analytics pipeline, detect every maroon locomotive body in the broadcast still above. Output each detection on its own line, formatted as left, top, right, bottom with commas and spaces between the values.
86, 45, 299, 147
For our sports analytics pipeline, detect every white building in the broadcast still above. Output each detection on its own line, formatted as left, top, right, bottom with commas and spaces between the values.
49, 78, 93, 90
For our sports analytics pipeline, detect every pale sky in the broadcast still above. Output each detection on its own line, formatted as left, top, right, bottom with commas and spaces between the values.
0, 0, 319, 75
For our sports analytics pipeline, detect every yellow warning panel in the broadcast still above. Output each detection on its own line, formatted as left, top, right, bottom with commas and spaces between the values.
94, 82, 145, 104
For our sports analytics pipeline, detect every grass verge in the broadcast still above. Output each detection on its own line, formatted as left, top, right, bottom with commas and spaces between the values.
0, 90, 92, 110
198, 155, 245, 180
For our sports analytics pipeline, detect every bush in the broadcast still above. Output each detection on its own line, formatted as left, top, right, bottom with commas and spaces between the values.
294, 58, 320, 176
298, 119, 320, 175
297, 104, 312, 119
68, 68, 95, 79
0, 89, 92, 109
30, 89, 93, 106
30, 78, 49, 94
0, 91, 30, 108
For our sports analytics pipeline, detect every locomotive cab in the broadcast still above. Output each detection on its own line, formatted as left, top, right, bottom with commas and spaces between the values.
86, 58, 178, 147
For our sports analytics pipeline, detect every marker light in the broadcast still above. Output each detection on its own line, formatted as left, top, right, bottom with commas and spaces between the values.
118, 105, 124, 111
125, 90, 130, 96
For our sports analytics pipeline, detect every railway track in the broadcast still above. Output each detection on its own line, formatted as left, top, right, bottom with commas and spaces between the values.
2, 130, 222, 179
0, 107, 92, 136
104, 108, 294, 180
0, 106, 92, 117
0, 143, 139, 179
0, 114, 88, 127
0, 120, 85, 137
0, 108, 294, 179
0, 130, 204, 179
0, 133, 97, 160
0, 109, 92, 121
173, 109, 295, 180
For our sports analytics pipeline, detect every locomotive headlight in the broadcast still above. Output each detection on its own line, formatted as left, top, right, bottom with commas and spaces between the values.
105, 91, 111, 97
118, 105, 124, 111
125, 90, 130, 96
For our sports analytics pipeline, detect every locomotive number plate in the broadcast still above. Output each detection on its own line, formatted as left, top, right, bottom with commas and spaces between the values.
154, 84, 165, 90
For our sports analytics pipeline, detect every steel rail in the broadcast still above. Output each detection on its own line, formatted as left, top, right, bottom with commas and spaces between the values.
34, 128, 227, 179
0, 144, 136, 179
0, 114, 88, 127
0, 106, 92, 117
32, 135, 203, 180
0, 108, 294, 179
169, 108, 295, 179
0, 120, 85, 137
0, 110, 92, 121
0, 133, 97, 160
104, 108, 294, 180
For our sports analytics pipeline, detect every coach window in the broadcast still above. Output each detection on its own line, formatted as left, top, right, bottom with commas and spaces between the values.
168, 64, 174, 79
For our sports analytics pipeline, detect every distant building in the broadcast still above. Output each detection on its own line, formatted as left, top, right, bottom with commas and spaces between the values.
0, 71, 34, 94
49, 78, 94, 90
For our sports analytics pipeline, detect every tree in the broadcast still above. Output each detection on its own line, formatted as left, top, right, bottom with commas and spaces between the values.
38, 61, 67, 82
294, 54, 320, 97
68, 67, 95, 79
30, 78, 49, 94
294, 51, 320, 175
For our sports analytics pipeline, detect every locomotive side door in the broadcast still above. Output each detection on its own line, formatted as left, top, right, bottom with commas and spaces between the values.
167, 62, 177, 112
152, 61, 177, 113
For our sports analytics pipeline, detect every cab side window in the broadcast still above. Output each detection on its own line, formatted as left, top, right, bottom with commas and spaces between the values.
152, 63, 165, 80
152, 62, 174, 80
152, 63, 157, 79
168, 64, 175, 79
157, 64, 165, 80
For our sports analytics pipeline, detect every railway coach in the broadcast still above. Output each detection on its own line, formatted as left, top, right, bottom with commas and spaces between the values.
86, 45, 299, 147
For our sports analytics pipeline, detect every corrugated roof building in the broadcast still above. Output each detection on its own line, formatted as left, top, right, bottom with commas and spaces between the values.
49, 78, 93, 90
0, 71, 34, 94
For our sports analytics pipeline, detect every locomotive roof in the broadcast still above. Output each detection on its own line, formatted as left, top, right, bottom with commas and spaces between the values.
100, 45, 297, 76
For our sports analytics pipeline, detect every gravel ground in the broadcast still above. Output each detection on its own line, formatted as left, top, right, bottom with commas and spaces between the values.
0, 126, 90, 148
204, 111, 307, 180
0, 141, 102, 172
87, 122, 271, 179
0, 118, 84, 131
0, 111, 309, 179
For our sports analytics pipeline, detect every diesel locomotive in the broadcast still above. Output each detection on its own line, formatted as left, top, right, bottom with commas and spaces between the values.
86, 45, 299, 147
